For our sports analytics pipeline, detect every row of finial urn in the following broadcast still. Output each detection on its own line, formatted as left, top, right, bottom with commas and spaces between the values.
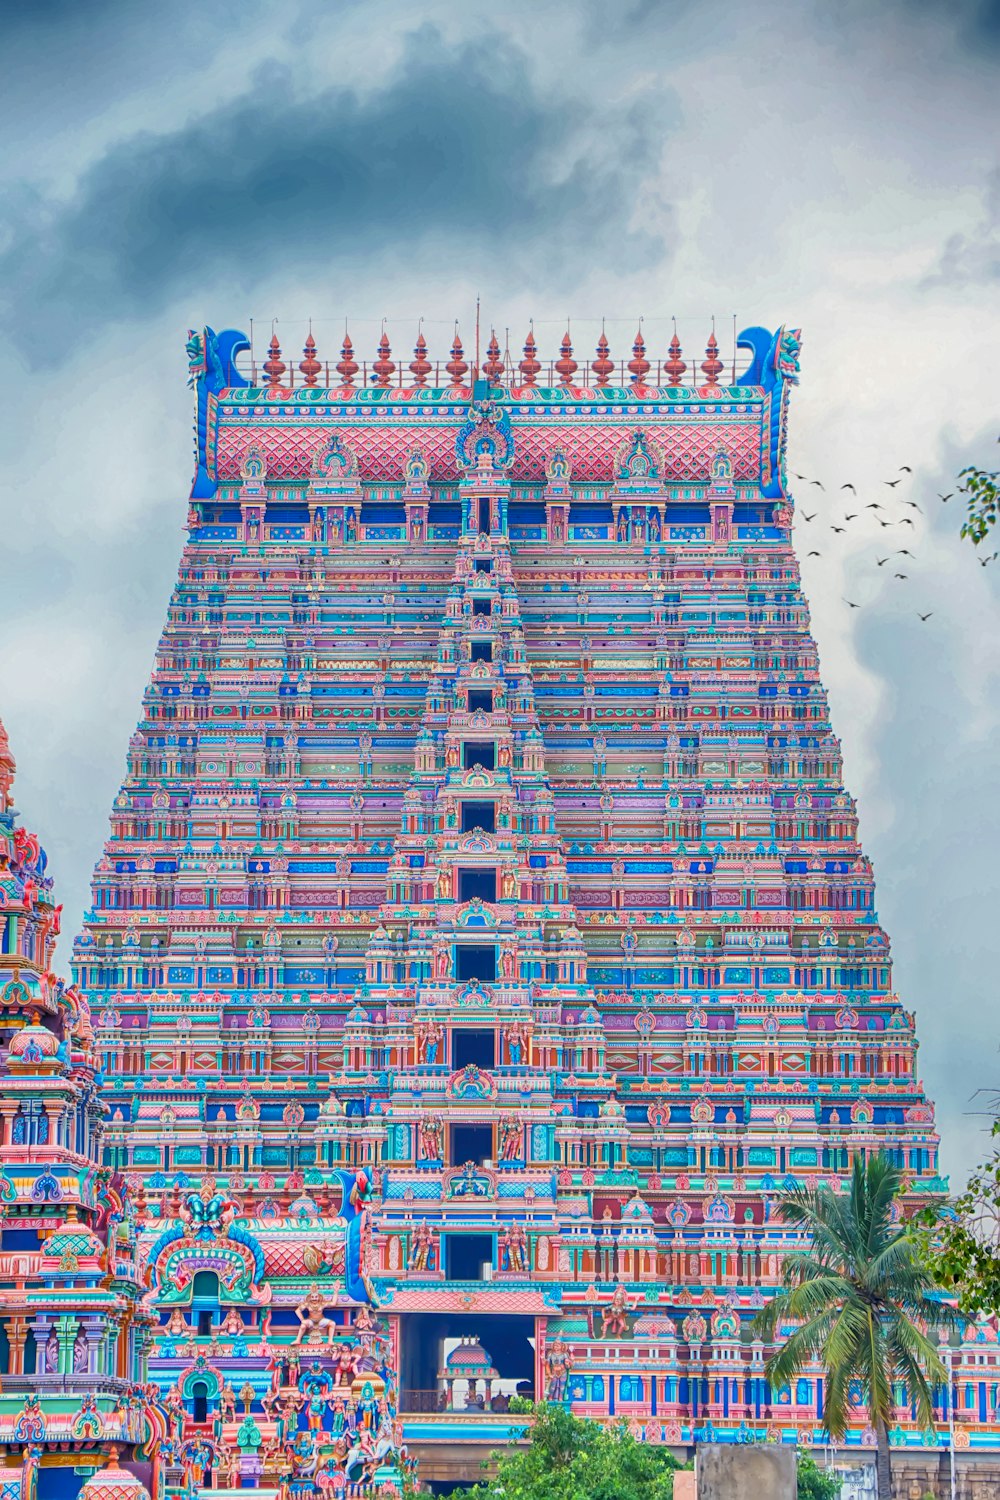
260, 327, 726, 390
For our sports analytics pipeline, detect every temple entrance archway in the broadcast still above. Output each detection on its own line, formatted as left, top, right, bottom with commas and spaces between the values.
399, 1312, 535, 1414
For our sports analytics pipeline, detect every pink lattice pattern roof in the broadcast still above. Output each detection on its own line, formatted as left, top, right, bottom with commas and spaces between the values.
214, 416, 762, 486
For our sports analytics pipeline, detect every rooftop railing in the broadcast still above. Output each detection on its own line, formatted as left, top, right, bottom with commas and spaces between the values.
231, 356, 744, 392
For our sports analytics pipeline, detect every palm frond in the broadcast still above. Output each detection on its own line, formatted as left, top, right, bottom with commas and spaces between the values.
758, 1150, 952, 1444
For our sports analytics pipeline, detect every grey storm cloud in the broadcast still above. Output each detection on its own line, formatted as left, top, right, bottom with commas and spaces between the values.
0, 24, 665, 363
931, 169, 1000, 286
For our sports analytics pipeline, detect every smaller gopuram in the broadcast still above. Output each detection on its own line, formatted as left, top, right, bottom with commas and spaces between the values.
141, 1168, 406, 1497
0, 718, 158, 1500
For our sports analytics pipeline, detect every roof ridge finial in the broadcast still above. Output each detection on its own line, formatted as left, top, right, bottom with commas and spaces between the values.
701, 319, 724, 388
555, 329, 578, 388
373, 328, 396, 388
336, 332, 359, 389
409, 327, 431, 388
592, 327, 614, 387
0, 715, 15, 810
665, 318, 687, 388
483, 329, 504, 385
264, 329, 286, 389
446, 332, 468, 388
627, 324, 650, 388
299, 327, 321, 387
519, 327, 540, 388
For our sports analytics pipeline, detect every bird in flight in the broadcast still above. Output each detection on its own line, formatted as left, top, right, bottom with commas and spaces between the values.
807, 550, 822, 557
844, 513, 858, 521
843, 599, 861, 609
866, 502, 883, 511
899, 465, 913, 473
883, 479, 902, 488
903, 500, 922, 511
794, 473, 809, 481
876, 557, 889, 566
841, 483, 857, 493
831, 526, 846, 534
894, 573, 908, 580
878, 520, 892, 528
898, 518, 915, 527
938, 492, 953, 502
802, 512, 817, 522
979, 552, 998, 567
918, 612, 934, 621
897, 549, 915, 558
810, 479, 825, 489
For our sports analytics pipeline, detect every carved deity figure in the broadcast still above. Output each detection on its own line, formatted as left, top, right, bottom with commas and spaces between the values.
544, 1339, 571, 1402
408, 1220, 434, 1272
293, 1284, 336, 1346
600, 1282, 630, 1338
433, 945, 451, 981
505, 1019, 528, 1065
218, 1307, 245, 1338
418, 1019, 443, 1064
417, 1115, 444, 1162
498, 1113, 523, 1162
501, 1220, 527, 1272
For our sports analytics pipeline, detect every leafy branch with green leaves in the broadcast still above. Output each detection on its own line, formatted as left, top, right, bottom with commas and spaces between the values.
438, 1401, 685, 1500
918, 1117, 1000, 1320
958, 462, 1000, 545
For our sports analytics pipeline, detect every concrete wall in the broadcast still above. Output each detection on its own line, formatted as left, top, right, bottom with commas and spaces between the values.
697, 1443, 797, 1500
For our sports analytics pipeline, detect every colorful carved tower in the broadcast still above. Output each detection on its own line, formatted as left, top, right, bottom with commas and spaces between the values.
69, 320, 986, 1485
0, 718, 158, 1500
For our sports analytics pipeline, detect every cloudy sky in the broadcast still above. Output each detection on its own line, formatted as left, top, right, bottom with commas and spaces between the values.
1, 0, 998, 1182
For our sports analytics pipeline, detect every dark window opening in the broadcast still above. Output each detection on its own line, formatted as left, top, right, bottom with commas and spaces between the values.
450, 1125, 494, 1167
197, 1310, 213, 1337
456, 945, 496, 982
459, 868, 496, 903
192, 1382, 209, 1424
453, 1029, 496, 1071
473, 559, 492, 573
462, 801, 495, 833
472, 597, 490, 616
464, 741, 494, 770
1, 1229, 41, 1251
446, 1232, 494, 1281
468, 690, 493, 713
470, 641, 493, 662
478, 498, 491, 533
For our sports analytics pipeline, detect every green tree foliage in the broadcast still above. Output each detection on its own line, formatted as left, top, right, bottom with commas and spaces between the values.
752, 1154, 964, 1500
958, 462, 1000, 545
919, 1118, 1000, 1320
797, 1452, 842, 1500
440, 1401, 683, 1500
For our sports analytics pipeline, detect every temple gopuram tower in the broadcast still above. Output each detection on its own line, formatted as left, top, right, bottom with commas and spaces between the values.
0, 718, 157, 1500
70, 320, 988, 1486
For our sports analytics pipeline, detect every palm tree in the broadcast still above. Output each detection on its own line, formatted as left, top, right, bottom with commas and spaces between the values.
753, 1153, 965, 1499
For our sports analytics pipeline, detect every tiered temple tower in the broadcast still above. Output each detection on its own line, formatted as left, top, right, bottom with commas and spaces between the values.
68, 320, 991, 1486
0, 718, 157, 1500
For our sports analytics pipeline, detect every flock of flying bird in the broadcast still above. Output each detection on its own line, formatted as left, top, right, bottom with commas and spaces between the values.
792, 465, 997, 622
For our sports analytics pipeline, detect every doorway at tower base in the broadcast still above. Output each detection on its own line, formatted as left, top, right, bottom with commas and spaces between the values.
397, 1312, 536, 1414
